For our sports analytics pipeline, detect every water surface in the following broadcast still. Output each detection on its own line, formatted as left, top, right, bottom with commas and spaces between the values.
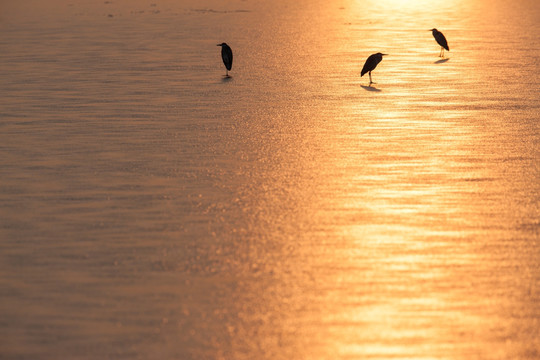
0, 0, 539, 359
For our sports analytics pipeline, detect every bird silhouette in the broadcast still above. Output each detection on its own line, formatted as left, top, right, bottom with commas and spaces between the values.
361, 52, 387, 86
430, 29, 449, 57
217, 43, 233, 77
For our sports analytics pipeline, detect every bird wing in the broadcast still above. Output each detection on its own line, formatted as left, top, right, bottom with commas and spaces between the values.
435, 32, 449, 51
361, 55, 372, 76
361, 61, 369, 76
361, 54, 380, 76
222, 47, 233, 70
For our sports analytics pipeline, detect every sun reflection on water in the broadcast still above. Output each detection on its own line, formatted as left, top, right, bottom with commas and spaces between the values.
0, 0, 538, 358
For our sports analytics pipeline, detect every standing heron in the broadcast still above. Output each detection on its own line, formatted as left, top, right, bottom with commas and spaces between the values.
430, 29, 449, 57
217, 42, 233, 76
361, 52, 387, 86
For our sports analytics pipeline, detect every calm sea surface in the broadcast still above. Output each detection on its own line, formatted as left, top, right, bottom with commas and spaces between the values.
1, 0, 539, 359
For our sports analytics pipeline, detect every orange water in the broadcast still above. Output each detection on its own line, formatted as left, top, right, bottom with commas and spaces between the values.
0, 0, 539, 359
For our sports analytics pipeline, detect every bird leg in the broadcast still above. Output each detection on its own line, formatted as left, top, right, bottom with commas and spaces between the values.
439, 47, 444, 57
369, 72, 372, 86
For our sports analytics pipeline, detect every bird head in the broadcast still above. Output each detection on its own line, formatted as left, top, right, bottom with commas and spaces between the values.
217, 43, 227, 47
430, 28, 437, 32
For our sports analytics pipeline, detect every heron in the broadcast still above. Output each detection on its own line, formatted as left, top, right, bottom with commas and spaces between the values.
361, 52, 387, 86
217, 42, 233, 76
430, 29, 449, 57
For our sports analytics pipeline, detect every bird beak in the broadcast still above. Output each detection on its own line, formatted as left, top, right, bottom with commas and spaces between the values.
382, 54, 388, 56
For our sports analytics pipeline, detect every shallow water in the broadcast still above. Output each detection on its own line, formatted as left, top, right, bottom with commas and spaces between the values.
0, 0, 539, 359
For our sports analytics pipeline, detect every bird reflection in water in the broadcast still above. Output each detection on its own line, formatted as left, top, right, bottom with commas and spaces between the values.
435, 58, 450, 64
361, 84, 382, 92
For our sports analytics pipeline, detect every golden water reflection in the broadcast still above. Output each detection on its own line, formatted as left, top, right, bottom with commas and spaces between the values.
254, 0, 540, 358
0, 0, 538, 359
